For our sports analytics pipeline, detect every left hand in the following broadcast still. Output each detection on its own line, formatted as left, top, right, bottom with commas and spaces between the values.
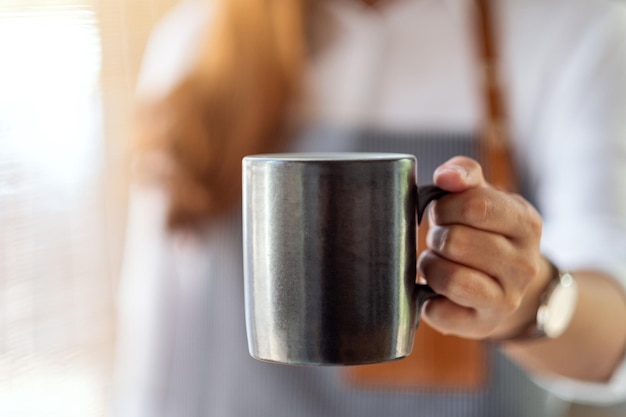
418, 156, 552, 339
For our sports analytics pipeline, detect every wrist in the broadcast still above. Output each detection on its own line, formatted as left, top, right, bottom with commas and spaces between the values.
495, 259, 579, 342
490, 256, 557, 340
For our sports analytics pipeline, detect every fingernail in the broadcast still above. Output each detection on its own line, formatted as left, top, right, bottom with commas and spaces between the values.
437, 165, 468, 178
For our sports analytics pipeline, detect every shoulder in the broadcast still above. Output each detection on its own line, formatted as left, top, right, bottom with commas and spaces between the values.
135, 0, 215, 100
500, 0, 626, 44
499, 0, 626, 109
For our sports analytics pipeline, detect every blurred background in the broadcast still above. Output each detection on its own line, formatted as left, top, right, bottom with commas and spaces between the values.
0, 0, 624, 416
0, 0, 175, 415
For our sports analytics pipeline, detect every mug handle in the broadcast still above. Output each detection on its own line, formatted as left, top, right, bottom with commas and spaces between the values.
414, 185, 449, 310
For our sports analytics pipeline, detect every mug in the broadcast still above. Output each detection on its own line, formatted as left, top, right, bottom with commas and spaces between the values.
242, 153, 448, 366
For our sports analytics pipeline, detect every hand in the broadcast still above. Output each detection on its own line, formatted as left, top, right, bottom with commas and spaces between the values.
418, 156, 553, 339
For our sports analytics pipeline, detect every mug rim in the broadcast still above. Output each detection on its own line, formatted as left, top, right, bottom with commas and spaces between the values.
243, 152, 415, 162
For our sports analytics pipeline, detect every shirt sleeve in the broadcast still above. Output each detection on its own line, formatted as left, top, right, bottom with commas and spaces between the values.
513, 3, 626, 405
535, 359, 626, 406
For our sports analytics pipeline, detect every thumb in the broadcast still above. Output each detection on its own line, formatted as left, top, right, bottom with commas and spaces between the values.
433, 156, 487, 192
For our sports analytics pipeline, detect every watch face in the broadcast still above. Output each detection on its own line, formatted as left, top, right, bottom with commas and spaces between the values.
542, 273, 578, 338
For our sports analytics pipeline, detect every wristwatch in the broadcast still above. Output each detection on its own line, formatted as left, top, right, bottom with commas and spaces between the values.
537, 269, 579, 338
515, 268, 579, 340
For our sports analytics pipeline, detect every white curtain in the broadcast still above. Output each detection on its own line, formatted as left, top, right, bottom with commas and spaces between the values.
0, 0, 176, 415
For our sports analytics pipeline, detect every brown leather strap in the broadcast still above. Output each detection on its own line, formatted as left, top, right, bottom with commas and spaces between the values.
475, 0, 518, 192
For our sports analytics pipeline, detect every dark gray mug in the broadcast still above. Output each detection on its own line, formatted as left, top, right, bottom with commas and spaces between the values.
242, 153, 447, 366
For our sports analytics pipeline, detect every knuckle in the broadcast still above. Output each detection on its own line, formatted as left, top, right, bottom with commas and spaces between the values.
524, 206, 542, 236
513, 194, 543, 237
527, 259, 541, 280
454, 273, 475, 297
517, 257, 540, 284
503, 292, 523, 313
461, 197, 491, 225
440, 270, 466, 299
436, 227, 464, 257
530, 212, 543, 237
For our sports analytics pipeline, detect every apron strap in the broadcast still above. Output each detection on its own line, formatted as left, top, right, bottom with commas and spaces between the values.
345, 0, 517, 391
475, 0, 518, 192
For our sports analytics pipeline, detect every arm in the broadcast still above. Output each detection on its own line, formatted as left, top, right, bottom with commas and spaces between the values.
502, 269, 626, 382
500, 2, 626, 386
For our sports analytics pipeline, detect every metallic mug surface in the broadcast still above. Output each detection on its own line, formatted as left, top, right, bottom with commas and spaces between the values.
242, 153, 447, 366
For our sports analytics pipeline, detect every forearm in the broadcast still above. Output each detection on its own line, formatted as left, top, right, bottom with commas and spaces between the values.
502, 270, 626, 382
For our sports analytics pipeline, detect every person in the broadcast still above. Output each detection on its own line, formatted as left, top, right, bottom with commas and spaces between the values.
111, 0, 626, 416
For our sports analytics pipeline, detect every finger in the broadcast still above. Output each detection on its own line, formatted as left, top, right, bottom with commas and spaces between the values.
421, 297, 489, 338
418, 250, 503, 309
426, 224, 519, 284
433, 156, 487, 192
429, 187, 542, 242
